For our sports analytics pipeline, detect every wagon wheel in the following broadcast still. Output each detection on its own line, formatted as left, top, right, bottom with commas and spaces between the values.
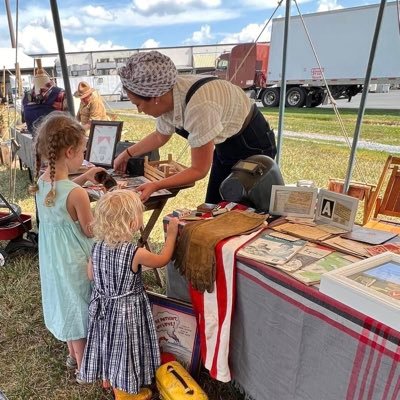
0, 201, 21, 226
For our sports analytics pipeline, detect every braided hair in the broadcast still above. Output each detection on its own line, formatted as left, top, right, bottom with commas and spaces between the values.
29, 111, 86, 207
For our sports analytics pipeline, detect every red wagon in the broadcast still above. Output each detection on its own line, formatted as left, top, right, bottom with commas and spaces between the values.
0, 193, 37, 266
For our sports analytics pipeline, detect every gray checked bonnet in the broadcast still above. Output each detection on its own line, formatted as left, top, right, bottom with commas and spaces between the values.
118, 51, 177, 97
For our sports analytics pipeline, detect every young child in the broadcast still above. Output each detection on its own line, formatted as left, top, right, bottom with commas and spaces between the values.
30, 111, 104, 381
79, 189, 179, 399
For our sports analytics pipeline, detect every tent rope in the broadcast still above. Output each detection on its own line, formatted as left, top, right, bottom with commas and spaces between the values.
293, 0, 368, 184
229, 0, 284, 85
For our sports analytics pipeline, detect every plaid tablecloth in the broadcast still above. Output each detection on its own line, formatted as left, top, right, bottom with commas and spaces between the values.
231, 258, 400, 400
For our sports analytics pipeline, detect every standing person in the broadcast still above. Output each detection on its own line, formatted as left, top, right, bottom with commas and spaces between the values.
79, 190, 179, 399
74, 81, 109, 133
113, 50, 276, 203
30, 111, 104, 381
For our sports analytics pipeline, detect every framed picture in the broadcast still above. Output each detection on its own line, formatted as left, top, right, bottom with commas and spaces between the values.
315, 189, 359, 231
269, 185, 318, 218
320, 252, 400, 331
147, 292, 201, 376
86, 120, 123, 168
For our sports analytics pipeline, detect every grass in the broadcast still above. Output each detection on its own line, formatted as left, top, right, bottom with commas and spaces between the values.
0, 106, 398, 399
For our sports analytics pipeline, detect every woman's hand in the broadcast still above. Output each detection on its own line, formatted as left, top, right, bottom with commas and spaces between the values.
136, 181, 159, 202
113, 150, 130, 173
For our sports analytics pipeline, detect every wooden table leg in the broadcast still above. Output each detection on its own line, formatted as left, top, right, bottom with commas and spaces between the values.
139, 198, 168, 287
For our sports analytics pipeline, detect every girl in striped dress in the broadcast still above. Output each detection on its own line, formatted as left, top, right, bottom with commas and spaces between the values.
79, 189, 178, 399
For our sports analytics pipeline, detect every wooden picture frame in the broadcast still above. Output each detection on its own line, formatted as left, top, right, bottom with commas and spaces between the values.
320, 252, 400, 331
147, 292, 201, 376
269, 185, 318, 218
315, 189, 359, 231
85, 120, 123, 168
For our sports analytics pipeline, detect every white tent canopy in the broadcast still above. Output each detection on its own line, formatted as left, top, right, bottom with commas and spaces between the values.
0, 48, 55, 70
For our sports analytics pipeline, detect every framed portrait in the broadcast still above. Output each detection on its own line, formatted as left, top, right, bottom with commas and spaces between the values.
86, 120, 123, 168
269, 185, 318, 218
315, 189, 359, 231
320, 252, 400, 331
147, 292, 201, 376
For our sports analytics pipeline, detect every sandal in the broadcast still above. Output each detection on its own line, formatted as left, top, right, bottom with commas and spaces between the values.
66, 355, 78, 370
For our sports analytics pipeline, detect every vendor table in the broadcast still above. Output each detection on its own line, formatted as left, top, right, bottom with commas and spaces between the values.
166, 224, 400, 400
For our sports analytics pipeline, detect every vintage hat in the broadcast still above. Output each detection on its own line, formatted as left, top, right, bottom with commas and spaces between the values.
74, 81, 95, 99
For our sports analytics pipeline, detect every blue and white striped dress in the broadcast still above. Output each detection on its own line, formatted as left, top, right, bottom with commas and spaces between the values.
80, 241, 160, 393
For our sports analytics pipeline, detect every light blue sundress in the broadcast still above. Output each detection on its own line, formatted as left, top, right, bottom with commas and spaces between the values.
36, 178, 93, 341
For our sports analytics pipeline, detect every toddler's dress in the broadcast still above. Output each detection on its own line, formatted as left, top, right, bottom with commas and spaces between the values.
36, 179, 93, 341
80, 241, 160, 393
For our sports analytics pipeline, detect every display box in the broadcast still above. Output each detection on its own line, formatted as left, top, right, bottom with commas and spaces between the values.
320, 252, 400, 331
144, 154, 186, 182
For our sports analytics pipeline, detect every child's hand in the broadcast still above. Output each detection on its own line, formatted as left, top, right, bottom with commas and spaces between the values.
84, 167, 106, 183
167, 217, 179, 238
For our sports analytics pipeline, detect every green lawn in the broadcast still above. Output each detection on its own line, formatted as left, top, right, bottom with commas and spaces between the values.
0, 108, 398, 399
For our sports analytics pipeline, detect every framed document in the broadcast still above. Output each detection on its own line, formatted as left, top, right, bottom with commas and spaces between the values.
315, 189, 358, 231
86, 120, 123, 168
320, 252, 400, 331
147, 292, 201, 376
269, 185, 318, 218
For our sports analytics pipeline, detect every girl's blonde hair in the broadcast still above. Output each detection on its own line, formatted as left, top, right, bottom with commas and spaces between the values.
92, 189, 144, 247
30, 111, 86, 207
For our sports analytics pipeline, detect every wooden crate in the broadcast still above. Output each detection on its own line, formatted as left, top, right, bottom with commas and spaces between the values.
144, 154, 186, 182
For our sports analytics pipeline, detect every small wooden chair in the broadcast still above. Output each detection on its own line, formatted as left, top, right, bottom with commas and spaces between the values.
364, 155, 400, 224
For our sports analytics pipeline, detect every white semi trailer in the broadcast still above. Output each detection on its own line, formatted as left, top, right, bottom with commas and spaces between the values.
263, 1, 400, 107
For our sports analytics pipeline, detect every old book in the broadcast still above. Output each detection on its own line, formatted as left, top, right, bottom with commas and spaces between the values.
290, 251, 361, 285
237, 230, 307, 266
278, 243, 333, 272
341, 226, 397, 245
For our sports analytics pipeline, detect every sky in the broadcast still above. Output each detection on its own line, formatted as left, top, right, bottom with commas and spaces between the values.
0, 0, 379, 55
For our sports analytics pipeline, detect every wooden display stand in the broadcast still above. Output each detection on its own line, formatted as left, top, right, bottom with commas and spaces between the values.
144, 154, 186, 182
327, 178, 376, 224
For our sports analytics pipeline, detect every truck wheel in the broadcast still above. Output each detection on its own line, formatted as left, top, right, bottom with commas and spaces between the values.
261, 88, 280, 107
285, 87, 306, 107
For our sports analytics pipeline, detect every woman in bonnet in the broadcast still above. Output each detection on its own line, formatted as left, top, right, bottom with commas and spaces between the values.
114, 51, 276, 203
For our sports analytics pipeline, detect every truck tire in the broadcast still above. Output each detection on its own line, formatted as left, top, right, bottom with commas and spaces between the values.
261, 88, 280, 107
285, 87, 306, 107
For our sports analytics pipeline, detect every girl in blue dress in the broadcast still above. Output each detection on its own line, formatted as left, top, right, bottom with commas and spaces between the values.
79, 189, 178, 399
31, 112, 104, 381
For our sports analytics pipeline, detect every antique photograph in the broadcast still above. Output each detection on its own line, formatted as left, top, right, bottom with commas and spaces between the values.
320, 252, 400, 331
86, 120, 123, 168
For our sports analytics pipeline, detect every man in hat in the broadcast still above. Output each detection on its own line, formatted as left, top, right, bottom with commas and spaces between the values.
74, 81, 108, 132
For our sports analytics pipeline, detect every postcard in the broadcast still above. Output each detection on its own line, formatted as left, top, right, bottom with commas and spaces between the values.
237, 230, 307, 265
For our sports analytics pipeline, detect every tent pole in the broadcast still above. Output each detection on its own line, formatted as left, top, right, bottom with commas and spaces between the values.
276, 0, 291, 165
49, 0, 75, 116
4, 0, 16, 48
343, 0, 387, 193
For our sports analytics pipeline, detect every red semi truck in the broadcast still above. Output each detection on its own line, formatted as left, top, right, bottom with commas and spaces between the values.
211, 2, 400, 108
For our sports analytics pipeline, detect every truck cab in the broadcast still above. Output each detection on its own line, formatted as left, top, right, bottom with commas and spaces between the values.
213, 43, 269, 92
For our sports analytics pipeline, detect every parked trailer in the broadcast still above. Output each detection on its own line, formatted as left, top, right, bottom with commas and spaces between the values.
213, 2, 400, 107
